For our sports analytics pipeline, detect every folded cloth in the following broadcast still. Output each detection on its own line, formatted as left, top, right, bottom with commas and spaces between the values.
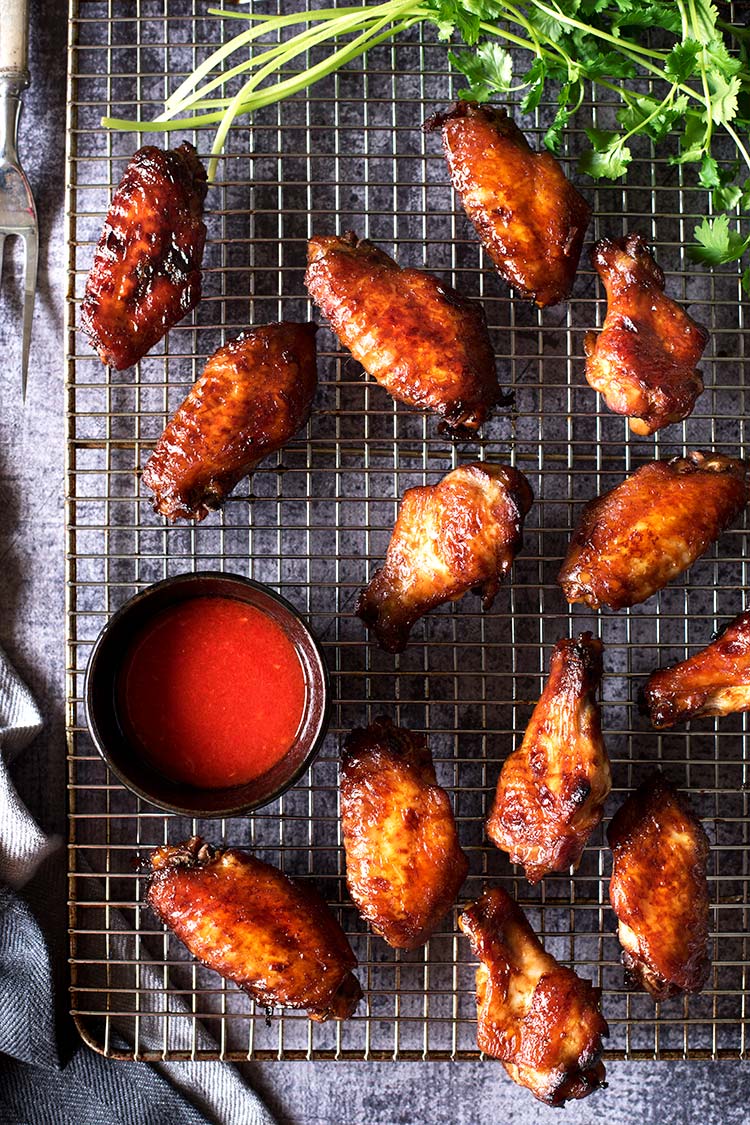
0, 645, 59, 887
0, 648, 276, 1125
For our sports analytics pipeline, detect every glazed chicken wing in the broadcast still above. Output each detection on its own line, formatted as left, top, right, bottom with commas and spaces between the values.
643, 610, 750, 728
459, 888, 607, 1105
607, 773, 711, 998
147, 837, 361, 1020
81, 143, 207, 370
426, 102, 591, 307
141, 322, 317, 521
305, 232, 502, 432
486, 633, 610, 883
559, 451, 748, 610
585, 235, 708, 435
341, 718, 468, 949
357, 461, 533, 652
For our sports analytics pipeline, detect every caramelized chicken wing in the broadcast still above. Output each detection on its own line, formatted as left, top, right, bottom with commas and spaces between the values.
141, 322, 317, 521
81, 143, 207, 370
607, 773, 711, 998
459, 888, 607, 1105
147, 837, 361, 1020
305, 232, 503, 431
357, 461, 533, 652
559, 451, 748, 610
584, 235, 708, 435
486, 633, 610, 883
643, 610, 750, 728
426, 102, 591, 307
341, 718, 468, 949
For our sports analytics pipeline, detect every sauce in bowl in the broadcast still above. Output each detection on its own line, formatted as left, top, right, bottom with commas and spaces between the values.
120, 596, 307, 789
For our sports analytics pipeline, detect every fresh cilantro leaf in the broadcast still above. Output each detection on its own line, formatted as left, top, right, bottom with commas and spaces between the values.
611, 0, 681, 32
449, 42, 514, 102
699, 154, 722, 189
520, 57, 547, 113
702, 157, 745, 209
664, 40, 701, 83
531, 0, 582, 44
579, 48, 638, 80
702, 37, 744, 78
688, 214, 750, 264
708, 73, 741, 126
742, 266, 750, 295
670, 111, 708, 164
460, 0, 505, 15
714, 182, 743, 210
431, 0, 481, 44
543, 83, 575, 153
579, 127, 632, 178
617, 93, 689, 142
690, 0, 720, 42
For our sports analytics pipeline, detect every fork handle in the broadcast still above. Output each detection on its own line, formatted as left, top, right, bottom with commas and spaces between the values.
0, 0, 30, 88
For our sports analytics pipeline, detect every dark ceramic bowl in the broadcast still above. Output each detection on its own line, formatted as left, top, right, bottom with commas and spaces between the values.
84, 571, 330, 816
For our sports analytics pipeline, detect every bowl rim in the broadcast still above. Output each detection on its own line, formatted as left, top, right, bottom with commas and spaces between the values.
84, 570, 331, 816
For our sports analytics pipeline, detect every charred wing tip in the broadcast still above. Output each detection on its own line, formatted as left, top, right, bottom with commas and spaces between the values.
423, 100, 509, 133
149, 835, 218, 873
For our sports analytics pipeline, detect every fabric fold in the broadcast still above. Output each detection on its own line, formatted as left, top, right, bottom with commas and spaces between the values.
0, 643, 60, 888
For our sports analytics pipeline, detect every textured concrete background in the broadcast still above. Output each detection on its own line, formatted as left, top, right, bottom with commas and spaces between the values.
0, 2, 748, 1121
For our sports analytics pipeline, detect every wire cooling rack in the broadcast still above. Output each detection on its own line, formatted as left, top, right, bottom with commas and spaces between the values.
65, 0, 750, 1061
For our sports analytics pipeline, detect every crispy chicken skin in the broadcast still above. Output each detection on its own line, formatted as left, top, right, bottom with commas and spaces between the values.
425, 102, 591, 307
146, 837, 361, 1020
559, 451, 748, 610
585, 235, 708, 435
305, 232, 502, 432
607, 773, 711, 998
141, 322, 317, 521
643, 610, 750, 728
486, 633, 610, 883
357, 462, 533, 653
341, 718, 468, 949
458, 888, 607, 1105
81, 143, 207, 370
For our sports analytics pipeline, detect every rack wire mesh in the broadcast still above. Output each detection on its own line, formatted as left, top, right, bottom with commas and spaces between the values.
65, 0, 750, 1061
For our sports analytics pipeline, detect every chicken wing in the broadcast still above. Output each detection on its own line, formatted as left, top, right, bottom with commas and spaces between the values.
559, 451, 748, 610
486, 633, 610, 883
458, 887, 607, 1105
341, 718, 468, 949
607, 773, 711, 998
584, 235, 708, 435
425, 102, 591, 307
146, 836, 361, 1020
357, 461, 533, 652
305, 232, 503, 432
141, 322, 318, 521
81, 143, 208, 370
643, 610, 750, 728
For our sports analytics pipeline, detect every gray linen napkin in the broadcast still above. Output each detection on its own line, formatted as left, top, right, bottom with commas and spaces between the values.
0, 645, 59, 887
0, 648, 276, 1125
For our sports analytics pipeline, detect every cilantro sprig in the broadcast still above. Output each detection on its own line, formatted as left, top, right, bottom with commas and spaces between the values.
103, 0, 750, 284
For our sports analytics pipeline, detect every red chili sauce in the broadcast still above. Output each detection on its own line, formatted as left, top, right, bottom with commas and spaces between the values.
119, 596, 307, 789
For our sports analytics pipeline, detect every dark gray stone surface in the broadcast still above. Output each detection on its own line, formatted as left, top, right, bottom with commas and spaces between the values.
0, 1, 748, 1121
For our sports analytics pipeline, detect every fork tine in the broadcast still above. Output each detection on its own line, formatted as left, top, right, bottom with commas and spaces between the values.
0, 234, 5, 279
20, 228, 37, 401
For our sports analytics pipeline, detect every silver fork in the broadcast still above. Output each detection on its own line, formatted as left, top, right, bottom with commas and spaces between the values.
0, 0, 37, 399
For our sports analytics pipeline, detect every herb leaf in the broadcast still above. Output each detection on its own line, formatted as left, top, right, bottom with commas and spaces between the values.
579, 127, 632, 179
449, 41, 514, 101
689, 215, 750, 265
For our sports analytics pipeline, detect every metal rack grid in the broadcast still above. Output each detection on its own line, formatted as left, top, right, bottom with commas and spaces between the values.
65, 0, 750, 1062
